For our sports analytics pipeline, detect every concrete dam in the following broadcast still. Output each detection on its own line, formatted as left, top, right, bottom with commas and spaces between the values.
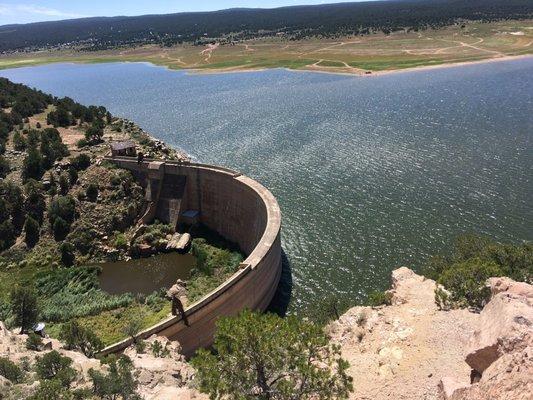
100, 157, 282, 357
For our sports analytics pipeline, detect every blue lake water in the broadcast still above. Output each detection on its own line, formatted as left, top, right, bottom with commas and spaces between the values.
2, 60, 532, 312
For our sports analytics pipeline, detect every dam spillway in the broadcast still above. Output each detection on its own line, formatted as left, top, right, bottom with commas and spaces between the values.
100, 157, 282, 357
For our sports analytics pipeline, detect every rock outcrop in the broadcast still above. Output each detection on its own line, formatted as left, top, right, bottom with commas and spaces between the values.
0, 322, 204, 399
441, 277, 533, 400
124, 335, 202, 400
328, 267, 478, 400
328, 268, 533, 400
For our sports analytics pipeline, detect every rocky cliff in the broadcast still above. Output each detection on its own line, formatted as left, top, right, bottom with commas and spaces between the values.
327, 268, 532, 400
0, 325, 204, 400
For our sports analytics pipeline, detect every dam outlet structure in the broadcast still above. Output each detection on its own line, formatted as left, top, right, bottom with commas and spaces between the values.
100, 157, 282, 357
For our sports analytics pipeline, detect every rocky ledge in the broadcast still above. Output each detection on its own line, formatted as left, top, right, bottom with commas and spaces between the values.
327, 268, 532, 400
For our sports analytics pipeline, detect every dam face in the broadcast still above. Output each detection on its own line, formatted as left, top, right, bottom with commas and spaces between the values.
101, 158, 282, 357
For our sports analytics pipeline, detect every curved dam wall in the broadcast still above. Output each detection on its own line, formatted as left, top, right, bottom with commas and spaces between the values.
100, 158, 282, 357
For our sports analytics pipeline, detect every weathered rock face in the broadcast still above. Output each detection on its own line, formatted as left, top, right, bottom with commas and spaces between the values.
441, 277, 533, 400
328, 267, 478, 400
123, 335, 203, 400
465, 277, 533, 374
0, 323, 204, 400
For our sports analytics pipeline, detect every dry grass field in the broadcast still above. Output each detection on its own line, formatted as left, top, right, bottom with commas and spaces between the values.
1, 20, 532, 74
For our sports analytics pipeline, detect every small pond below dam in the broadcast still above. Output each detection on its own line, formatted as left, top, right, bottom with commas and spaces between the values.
97, 253, 196, 296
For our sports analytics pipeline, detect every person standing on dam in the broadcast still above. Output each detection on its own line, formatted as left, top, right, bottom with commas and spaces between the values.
167, 279, 189, 326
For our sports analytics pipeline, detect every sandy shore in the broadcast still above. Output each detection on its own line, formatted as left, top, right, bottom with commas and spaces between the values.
187, 53, 533, 78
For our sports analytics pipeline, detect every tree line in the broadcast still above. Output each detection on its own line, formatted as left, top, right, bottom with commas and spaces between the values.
0, 0, 532, 51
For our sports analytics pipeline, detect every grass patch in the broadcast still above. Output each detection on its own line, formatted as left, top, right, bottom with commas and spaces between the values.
48, 302, 171, 346
187, 224, 244, 303
316, 60, 346, 68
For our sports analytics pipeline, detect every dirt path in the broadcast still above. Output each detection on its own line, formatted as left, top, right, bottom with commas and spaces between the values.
304, 59, 368, 75
304, 40, 362, 55
160, 53, 186, 65
438, 38, 505, 57
200, 43, 219, 63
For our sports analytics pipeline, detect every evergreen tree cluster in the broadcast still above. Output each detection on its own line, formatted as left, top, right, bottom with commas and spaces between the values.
0, 179, 46, 251
47, 96, 111, 129
22, 128, 70, 181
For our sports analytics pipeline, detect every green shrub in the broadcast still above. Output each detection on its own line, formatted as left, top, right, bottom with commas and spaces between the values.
0, 357, 24, 383
435, 287, 452, 311
150, 340, 169, 358
190, 237, 243, 277
113, 233, 128, 250
71, 154, 91, 171
307, 295, 352, 326
27, 379, 75, 400
366, 290, 393, 307
12, 131, 26, 151
22, 145, 44, 181
2, 181, 24, 230
192, 310, 353, 400
424, 235, 532, 309
24, 216, 40, 248
84, 123, 103, 145
59, 174, 70, 195
76, 139, 88, 149
26, 333, 44, 351
66, 224, 97, 256
25, 179, 46, 224
0, 220, 15, 251
86, 183, 98, 202
68, 167, 78, 185
134, 339, 146, 354
59, 242, 75, 267
49, 196, 76, 240
53, 217, 70, 241
10, 286, 39, 334
0, 155, 9, 179
35, 350, 76, 388
438, 258, 503, 309
48, 172, 57, 196
48, 196, 76, 225
88, 356, 139, 400
59, 321, 103, 358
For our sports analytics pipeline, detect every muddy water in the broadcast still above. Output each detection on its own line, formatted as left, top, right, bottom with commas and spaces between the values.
97, 253, 196, 295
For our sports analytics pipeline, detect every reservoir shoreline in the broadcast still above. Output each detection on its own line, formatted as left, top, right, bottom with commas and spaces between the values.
1, 53, 532, 78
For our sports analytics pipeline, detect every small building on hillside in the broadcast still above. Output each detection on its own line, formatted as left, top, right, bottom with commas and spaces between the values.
110, 141, 137, 157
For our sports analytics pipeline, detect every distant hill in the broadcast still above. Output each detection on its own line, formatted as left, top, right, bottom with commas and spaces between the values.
1, 0, 532, 52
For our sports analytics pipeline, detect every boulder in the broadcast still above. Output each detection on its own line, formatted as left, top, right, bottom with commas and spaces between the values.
446, 347, 533, 400
465, 278, 533, 374
439, 377, 469, 399
440, 278, 533, 400
487, 277, 533, 299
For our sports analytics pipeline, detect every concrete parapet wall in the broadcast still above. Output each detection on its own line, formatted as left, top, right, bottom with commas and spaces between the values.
100, 158, 282, 357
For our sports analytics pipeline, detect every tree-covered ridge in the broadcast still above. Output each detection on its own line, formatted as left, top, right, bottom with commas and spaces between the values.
0, 0, 532, 51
